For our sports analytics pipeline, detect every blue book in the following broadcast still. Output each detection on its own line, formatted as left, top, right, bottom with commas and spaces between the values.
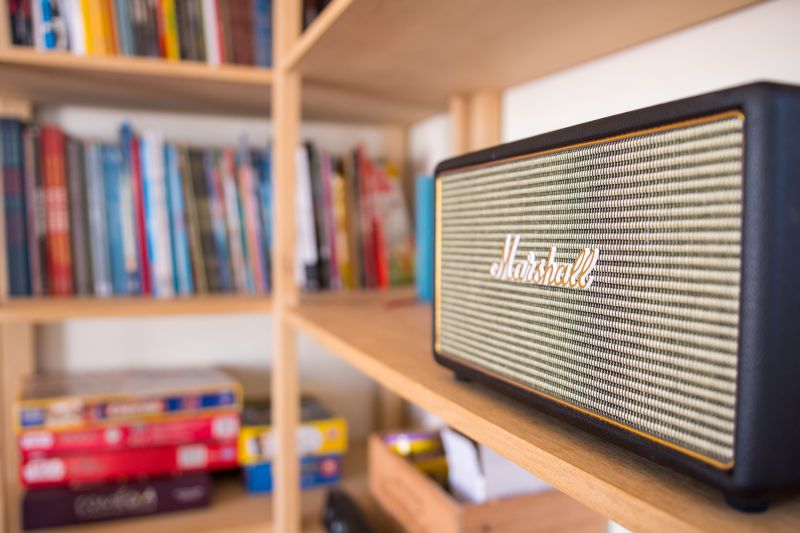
164, 144, 194, 295
243, 455, 342, 494
415, 174, 435, 302
257, 149, 272, 291
140, 132, 174, 298
114, 0, 135, 55
118, 123, 141, 294
101, 145, 129, 295
253, 0, 272, 67
203, 149, 233, 292
85, 143, 112, 296
1, 120, 31, 296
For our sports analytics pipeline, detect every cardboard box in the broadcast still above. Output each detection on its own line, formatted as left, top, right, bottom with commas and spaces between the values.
368, 433, 605, 533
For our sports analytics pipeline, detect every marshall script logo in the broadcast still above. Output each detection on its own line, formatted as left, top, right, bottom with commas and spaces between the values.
489, 235, 599, 290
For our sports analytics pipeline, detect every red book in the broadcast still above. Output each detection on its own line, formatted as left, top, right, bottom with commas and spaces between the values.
130, 135, 151, 294
20, 440, 238, 488
154, 0, 167, 57
41, 126, 73, 296
18, 412, 240, 458
356, 147, 377, 287
215, 0, 228, 63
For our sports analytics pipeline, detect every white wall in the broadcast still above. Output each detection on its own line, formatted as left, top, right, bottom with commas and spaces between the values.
34, 106, 385, 440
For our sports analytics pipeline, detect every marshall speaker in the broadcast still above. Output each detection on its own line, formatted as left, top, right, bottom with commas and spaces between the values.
433, 82, 800, 510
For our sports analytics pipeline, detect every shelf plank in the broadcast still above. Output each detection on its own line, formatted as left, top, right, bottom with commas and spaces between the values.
0, 295, 272, 323
0, 48, 272, 116
288, 288, 800, 532
289, 0, 761, 121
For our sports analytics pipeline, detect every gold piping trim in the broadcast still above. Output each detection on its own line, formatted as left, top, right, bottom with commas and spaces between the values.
434, 109, 745, 471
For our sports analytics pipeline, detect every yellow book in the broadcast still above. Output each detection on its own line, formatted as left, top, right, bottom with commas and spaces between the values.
161, 0, 180, 60
238, 397, 348, 465
100, 0, 117, 55
82, 0, 104, 55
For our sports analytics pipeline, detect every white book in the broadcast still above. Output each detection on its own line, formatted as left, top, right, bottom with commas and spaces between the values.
61, 0, 86, 55
142, 132, 175, 298
202, 0, 221, 66
295, 146, 317, 288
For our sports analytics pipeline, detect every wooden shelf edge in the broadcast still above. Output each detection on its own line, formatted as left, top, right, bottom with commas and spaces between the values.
0, 295, 272, 323
0, 47, 273, 85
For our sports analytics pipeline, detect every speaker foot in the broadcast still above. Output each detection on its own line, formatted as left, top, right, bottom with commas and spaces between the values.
724, 494, 769, 513
454, 373, 472, 383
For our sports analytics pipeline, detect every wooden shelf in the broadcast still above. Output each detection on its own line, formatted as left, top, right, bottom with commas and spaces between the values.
288, 0, 760, 122
288, 288, 800, 532
0, 295, 272, 323
0, 47, 272, 116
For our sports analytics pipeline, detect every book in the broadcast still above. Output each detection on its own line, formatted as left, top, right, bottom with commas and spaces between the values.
65, 136, 92, 294
22, 125, 44, 295
33, 0, 69, 50
320, 150, 340, 289
205, 148, 233, 291
41, 125, 73, 296
255, 148, 272, 291
201, 0, 221, 65
117, 125, 142, 296
62, 0, 87, 55
219, 149, 248, 292
164, 143, 193, 294
374, 164, 414, 285
113, 0, 134, 54
237, 145, 265, 293
180, 147, 207, 293
243, 454, 342, 494
18, 412, 240, 456
124, 125, 150, 294
8, 0, 34, 46
20, 440, 238, 487
101, 143, 128, 295
22, 473, 211, 530
295, 145, 318, 289
140, 131, 174, 297
1, 119, 31, 296
160, 0, 179, 59
415, 174, 434, 302
16, 367, 242, 432
252, 0, 271, 67
237, 396, 347, 465
84, 141, 112, 296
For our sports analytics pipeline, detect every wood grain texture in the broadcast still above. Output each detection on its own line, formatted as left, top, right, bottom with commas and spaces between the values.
0, 0, 9, 51
288, 288, 800, 532
291, 0, 760, 111
0, 296, 272, 323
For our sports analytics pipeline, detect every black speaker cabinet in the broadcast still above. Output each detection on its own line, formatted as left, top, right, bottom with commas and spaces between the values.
433, 82, 800, 510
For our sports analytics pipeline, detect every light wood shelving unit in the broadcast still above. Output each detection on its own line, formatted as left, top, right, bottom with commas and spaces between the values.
2, 0, 793, 532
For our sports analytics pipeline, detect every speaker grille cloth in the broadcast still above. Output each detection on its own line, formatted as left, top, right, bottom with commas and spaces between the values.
436, 114, 743, 466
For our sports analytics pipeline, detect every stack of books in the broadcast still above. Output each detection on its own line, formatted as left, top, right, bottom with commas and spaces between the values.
238, 396, 347, 493
7, 0, 272, 67
296, 143, 415, 291
0, 118, 272, 298
16, 368, 242, 530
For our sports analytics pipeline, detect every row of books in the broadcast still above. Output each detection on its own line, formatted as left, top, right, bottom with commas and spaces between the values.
0, 118, 273, 298
17, 368, 348, 529
296, 142, 414, 291
7, 0, 272, 67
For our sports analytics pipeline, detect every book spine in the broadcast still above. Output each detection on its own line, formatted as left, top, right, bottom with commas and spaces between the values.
243, 454, 342, 494
84, 142, 112, 296
41, 126, 73, 296
143, 0, 160, 56
238, 149, 264, 293
307, 143, 328, 288
22, 473, 211, 530
257, 148, 272, 291
18, 412, 240, 456
129, 134, 150, 294
174, 0, 191, 59
17, 386, 241, 432
101, 144, 128, 295
20, 441, 237, 487
65, 137, 91, 295
189, 0, 206, 61
160, 0, 179, 59
63, 0, 87, 55
294, 145, 317, 289
164, 143, 193, 295
22, 126, 43, 295
190, 150, 220, 291
180, 148, 207, 292
220, 149, 247, 292
34, 0, 69, 50
2, 120, 31, 296
218, 0, 233, 63
8, 0, 35, 46
140, 132, 174, 298
205, 149, 233, 291
114, 0, 134, 54
118, 124, 141, 294
320, 151, 340, 289
100, 0, 118, 54
357, 147, 377, 287
201, 0, 220, 65
252, 0, 270, 67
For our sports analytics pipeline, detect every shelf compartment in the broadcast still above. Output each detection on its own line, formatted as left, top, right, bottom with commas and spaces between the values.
289, 0, 760, 121
0, 295, 272, 322
288, 287, 800, 532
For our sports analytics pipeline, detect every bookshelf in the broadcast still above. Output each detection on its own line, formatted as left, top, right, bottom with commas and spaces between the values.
2, 0, 794, 533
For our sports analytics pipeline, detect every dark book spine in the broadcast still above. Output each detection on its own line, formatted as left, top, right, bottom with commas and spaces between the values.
144, 0, 161, 56
175, 0, 193, 59
306, 143, 329, 289
189, 149, 221, 291
22, 125, 43, 296
204, 149, 233, 291
65, 137, 92, 295
22, 473, 211, 530
180, 147, 207, 293
188, 0, 206, 61
8, 0, 34, 45
130, 0, 148, 55
1, 119, 31, 296
252, 0, 271, 67
218, 0, 234, 64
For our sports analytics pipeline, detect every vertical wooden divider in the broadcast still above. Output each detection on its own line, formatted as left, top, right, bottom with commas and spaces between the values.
0, 0, 10, 51
449, 95, 470, 155
272, 0, 302, 532
450, 90, 502, 154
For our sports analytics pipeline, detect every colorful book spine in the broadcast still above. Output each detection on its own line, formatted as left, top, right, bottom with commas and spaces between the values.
18, 412, 240, 456
220, 149, 248, 292
204, 149, 233, 291
101, 144, 128, 295
257, 149, 272, 291
238, 148, 265, 293
100, 0, 118, 54
180, 148, 207, 293
22, 473, 211, 530
252, 0, 271, 67
320, 151, 340, 289
243, 455, 342, 494
20, 441, 238, 487
238, 417, 347, 465
118, 124, 141, 293
65, 137, 92, 295
140, 132, 174, 297
415, 174, 435, 302
85, 142, 112, 296
22, 126, 44, 295
41, 126, 73, 296
159, 0, 179, 59
164, 143, 193, 294
1, 120, 31, 296
17, 386, 241, 432
8, 0, 34, 46
129, 134, 151, 294
34, 0, 69, 50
